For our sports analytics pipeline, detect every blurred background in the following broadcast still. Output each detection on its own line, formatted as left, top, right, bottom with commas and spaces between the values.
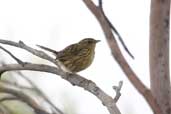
0, 0, 151, 114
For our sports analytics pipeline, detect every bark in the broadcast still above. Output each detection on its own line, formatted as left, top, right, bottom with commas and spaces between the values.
150, 0, 170, 113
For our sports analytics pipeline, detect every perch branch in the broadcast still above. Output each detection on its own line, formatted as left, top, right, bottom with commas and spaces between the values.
82, 0, 162, 114
0, 39, 121, 114
0, 63, 120, 114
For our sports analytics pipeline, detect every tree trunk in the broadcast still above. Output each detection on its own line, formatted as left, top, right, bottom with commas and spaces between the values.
150, 0, 170, 114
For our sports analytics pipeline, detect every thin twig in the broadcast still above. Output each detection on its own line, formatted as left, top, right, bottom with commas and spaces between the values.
98, 0, 102, 9
0, 45, 24, 65
113, 81, 123, 102
98, 0, 134, 59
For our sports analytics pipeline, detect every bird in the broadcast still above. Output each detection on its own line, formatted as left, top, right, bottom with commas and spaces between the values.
37, 38, 100, 72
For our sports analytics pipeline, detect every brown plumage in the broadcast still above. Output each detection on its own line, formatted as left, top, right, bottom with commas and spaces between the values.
37, 38, 100, 72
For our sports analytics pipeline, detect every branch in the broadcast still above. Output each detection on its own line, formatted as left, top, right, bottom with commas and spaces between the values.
0, 82, 53, 114
0, 39, 60, 68
1, 80, 35, 91
16, 71, 64, 114
0, 80, 64, 114
113, 81, 123, 102
0, 45, 24, 65
0, 96, 18, 102
0, 39, 121, 114
82, 0, 162, 114
98, 0, 134, 59
0, 63, 120, 114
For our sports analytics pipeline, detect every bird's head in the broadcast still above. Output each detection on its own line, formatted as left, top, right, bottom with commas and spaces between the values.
78, 38, 100, 49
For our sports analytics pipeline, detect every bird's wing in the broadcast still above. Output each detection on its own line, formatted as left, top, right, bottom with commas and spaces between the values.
56, 44, 78, 60
57, 44, 88, 60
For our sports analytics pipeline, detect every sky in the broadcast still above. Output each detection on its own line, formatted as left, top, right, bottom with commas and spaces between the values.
0, 0, 152, 114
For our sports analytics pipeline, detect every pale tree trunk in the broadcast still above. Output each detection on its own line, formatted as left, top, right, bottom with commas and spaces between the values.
150, 0, 170, 114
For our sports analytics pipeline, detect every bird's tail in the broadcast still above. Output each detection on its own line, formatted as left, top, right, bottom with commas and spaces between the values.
36, 44, 58, 56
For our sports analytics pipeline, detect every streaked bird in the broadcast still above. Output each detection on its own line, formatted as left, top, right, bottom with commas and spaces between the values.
37, 38, 100, 72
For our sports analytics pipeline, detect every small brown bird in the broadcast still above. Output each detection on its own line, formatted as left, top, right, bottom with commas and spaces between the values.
37, 38, 100, 72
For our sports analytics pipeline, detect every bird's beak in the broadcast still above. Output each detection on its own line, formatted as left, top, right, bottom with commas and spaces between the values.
95, 40, 100, 43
